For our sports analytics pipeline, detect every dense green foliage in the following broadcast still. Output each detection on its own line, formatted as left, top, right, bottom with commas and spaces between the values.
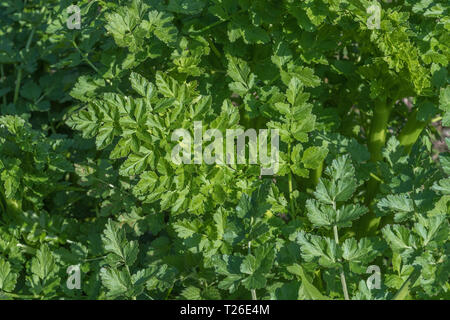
0, 0, 449, 300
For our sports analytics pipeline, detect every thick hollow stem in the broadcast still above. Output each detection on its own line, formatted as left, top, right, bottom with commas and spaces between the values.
366, 98, 393, 200
333, 224, 349, 300
356, 98, 393, 237
368, 98, 393, 162
311, 160, 323, 186
398, 110, 429, 154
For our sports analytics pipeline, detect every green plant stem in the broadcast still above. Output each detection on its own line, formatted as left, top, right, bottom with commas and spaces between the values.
193, 19, 228, 34
83, 255, 107, 262
368, 98, 393, 162
333, 224, 349, 300
288, 142, 295, 216
251, 288, 257, 300
393, 267, 421, 300
398, 109, 429, 154
0, 196, 5, 214
13, 28, 35, 105
248, 240, 257, 300
5, 198, 22, 217
1, 291, 39, 299
165, 285, 174, 300
356, 98, 393, 237
1, 65, 6, 107
72, 40, 125, 96
311, 161, 323, 186
431, 116, 442, 122
190, 9, 244, 35
207, 38, 222, 59
13, 69, 22, 105
72, 40, 100, 74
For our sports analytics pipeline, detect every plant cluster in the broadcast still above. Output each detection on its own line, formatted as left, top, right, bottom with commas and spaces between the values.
0, 0, 449, 300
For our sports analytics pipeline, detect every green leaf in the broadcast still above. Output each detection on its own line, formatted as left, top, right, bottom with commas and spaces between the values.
432, 178, 450, 195
0, 260, 17, 292
102, 220, 139, 266
173, 219, 202, 239
271, 282, 301, 300
119, 147, 151, 176
226, 55, 256, 96
20, 80, 41, 102
306, 200, 367, 228
105, 1, 148, 50
31, 244, 57, 280
414, 215, 449, 246
382, 225, 415, 252
296, 233, 340, 268
302, 146, 328, 170
378, 194, 415, 214
287, 264, 328, 300
306, 199, 335, 227
336, 204, 368, 227
241, 272, 266, 290
325, 154, 355, 182
313, 155, 358, 204
100, 267, 132, 298
392, 267, 421, 300
341, 238, 380, 264
439, 86, 450, 112
181, 286, 202, 299
147, 10, 178, 45
155, 72, 178, 98
130, 72, 155, 99
313, 179, 334, 205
